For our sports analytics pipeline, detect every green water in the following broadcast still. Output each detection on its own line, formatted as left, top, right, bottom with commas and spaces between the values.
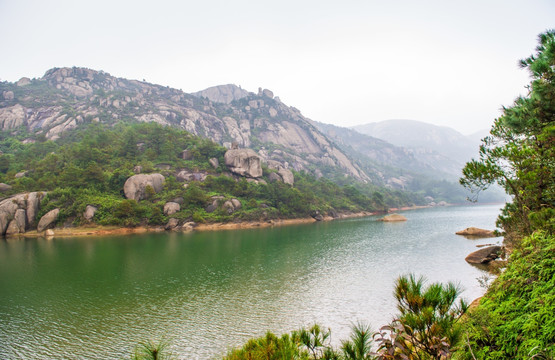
0, 205, 503, 359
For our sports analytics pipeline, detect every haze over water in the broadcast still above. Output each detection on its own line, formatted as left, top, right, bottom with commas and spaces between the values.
0, 205, 502, 359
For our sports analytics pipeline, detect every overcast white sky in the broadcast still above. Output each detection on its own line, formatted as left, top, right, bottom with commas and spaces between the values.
0, 0, 553, 134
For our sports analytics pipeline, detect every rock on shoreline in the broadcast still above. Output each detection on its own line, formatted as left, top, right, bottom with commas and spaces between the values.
465, 246, 503, 264
456, 227, 495, 238
378, 213, 407, 222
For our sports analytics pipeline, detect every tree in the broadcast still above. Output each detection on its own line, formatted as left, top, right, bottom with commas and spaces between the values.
460, 30, 555, 239
341, 323, 374, 360
375, 275, 467, 359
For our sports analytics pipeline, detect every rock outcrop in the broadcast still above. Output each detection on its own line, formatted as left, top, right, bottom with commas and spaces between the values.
6, 209, 27, 235
176, 169, 207, 182
83, 205, 97, 221
456, 227, 495, 238
165, 218, 179, 230
37, 208, 60, 232
266, 160, 294, 185
163, 202, 180, 215
465, 246, 503, 264
0, 192, 46, 235
0, 183, 12, 192
123, 174, 165, 201
378, 213, 407, 222
191, 84, 250, 104
224, 149, 262, 178
223, 199, 242, 214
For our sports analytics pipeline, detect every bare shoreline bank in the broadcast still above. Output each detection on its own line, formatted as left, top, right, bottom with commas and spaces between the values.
14, 210, 380, 239
9, 203, 469, 239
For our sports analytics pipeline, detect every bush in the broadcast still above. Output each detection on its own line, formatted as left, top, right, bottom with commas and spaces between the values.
459, 232, 555, 359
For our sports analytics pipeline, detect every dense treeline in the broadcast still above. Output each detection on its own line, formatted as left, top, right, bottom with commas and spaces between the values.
0, 121, 424, 228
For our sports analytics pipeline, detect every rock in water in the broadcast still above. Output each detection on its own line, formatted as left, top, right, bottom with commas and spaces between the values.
378, 213, 407, 222
465, 246, 503, 264
123, 174, 165, 201
456, 227, 495, 238
224, 149, 262, 178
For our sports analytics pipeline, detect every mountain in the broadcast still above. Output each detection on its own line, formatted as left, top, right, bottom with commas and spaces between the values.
313, 121, 440, 184
0, 67, 367, 181
0, 67, 503, 203
352, 119, 483, 179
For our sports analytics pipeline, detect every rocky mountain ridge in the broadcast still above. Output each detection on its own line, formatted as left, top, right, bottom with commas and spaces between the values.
0, 67, 368, 182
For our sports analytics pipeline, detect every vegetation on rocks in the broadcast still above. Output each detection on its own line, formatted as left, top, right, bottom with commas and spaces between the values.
0, 121, 423, 229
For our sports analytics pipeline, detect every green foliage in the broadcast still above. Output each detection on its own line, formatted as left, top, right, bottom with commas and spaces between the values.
0, 119, 423, 227
224, 331, 310, 360
375, 275, 467, 359
458, 231, 555, 360
341, 323, 374, 360
131, 339, 173, 360
460, 30, 555, 240
456, 31, 555, 360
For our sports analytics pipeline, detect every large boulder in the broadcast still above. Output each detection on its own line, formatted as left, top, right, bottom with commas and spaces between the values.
26, 192, 45, 228
278, 167, 294, 185
224, 149, 263, 178
456, 227, 495, 238
268, 172, 281, 183
0, 183, 12, 192
6, 209, 26, 235
465, 246, 503, 264
83, 205, 98, 221
176, 170, 207, 182
378, 213, 407, 222
165, 218, 179, 230
0, 192, 45, 234
223, 199, 242, 214
164, 202, 180, 215
266, 160, 294, 185
37, 208, 60, 232
123, 174, 165, 201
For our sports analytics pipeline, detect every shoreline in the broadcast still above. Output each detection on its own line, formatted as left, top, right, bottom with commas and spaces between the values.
9, 203, 484, 239
14, 210, 379, 239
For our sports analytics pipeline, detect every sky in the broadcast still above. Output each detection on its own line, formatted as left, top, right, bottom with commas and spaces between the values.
0, 0, 553, 135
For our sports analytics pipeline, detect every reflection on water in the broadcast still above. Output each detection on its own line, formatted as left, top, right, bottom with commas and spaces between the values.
0, 205, 503, 359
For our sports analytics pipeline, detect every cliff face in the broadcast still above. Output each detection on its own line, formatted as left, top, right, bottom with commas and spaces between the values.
0, 67, 368, 181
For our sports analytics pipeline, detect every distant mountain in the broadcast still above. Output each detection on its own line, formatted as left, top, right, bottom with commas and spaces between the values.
314, 121, 439, 180
352, 119, 484, 179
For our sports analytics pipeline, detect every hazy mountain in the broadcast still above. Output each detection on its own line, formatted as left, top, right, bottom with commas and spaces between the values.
352, 119, 485, 178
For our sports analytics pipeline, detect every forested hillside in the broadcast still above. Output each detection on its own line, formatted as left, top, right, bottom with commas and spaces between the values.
0, 122, 422, 232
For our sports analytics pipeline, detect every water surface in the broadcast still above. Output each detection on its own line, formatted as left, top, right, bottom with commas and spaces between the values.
0, 205, 503, 359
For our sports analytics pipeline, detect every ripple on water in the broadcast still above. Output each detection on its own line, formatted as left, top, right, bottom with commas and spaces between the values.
0, 205, 502, 359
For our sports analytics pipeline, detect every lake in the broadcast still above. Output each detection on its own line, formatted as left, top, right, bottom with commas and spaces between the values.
0, 204, 503, 359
